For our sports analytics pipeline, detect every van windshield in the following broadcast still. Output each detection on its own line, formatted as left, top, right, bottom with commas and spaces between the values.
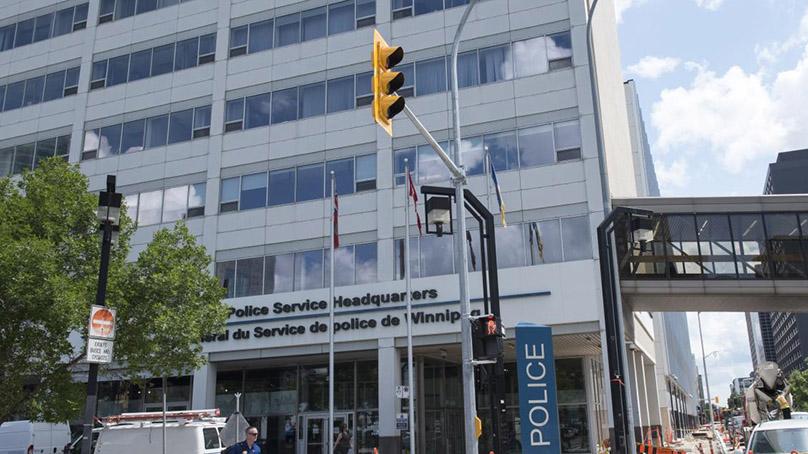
751, 428, 808, 453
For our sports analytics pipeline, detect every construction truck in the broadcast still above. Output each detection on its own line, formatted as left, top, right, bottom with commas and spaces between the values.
744, 361, 793, 426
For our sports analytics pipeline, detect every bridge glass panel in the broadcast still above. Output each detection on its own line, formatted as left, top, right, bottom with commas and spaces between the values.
664, 214, 702, 278
695, 214, 737, 278
729, 214, 767, 279
763, 213, 806, 278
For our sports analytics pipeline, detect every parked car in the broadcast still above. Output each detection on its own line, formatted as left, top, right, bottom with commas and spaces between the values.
790, 411, 808, 421
93, 409, 225, 454
745, 419, 808, 454
0, 420, 72, 454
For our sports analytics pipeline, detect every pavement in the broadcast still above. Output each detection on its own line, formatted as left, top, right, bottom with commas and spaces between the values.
645, 431, 741, 454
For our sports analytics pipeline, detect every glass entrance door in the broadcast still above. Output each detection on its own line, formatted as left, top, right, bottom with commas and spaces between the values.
299, 413, 352, 454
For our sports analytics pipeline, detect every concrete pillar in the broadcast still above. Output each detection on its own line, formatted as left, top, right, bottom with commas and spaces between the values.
378, 338, 401, 452
192, 360, 217, 410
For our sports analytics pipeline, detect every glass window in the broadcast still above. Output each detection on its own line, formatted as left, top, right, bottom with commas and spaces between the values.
295, 250, 324, 291
137, 189, 163, 225
485, 131, 518, 171
0, 25, 15, 51
216, 261, 236, 298
146, 114, 169, 148
496, 225, 526, 268
420, 235, 454, 276
43, 70, 65, 102
248, 20, 273, 53
414, 0, 443, 16
394, 237, 419, 279
240, 172, 268, 210
187, 182, 206, 217
355, 154, 376, 191
121, 119, 146, 154
226, 98, 245, 126
479, 45, 513, 84
547, 32, 572, 62
398, 63, 414, 97
128, 48, 152, 81
33, 138, 56, 168
265, 254, 294, 294
54, 8, 74, 36
55, 135, 71, 160
114, 0, 136, 20
174, 37, 199, 71
236, 257, 264, 297
393, 147, 416, 186
299, 82, 325, 118
23, 76, 45, 106
355, 72, 373, 106
554, 121, 581, 151
518, 125, 555, 168
325, 246, 355, 287
245, 93, 271, 129
198, 33, 216, 61
0, 147, 11, 176
513, 37, 548, 78
83, 130, 99, 157
99, 0, 115, 19
355, 243, 378, 284
107, 54, 130, 86
3, 81, 23, 111
527, 220, 562, 264
162, 185, 189, 223
167, 109, 193, 144
764, 214, 805, 278
33, 14, 53, 43
275, 13, 300, 47
65, 67, 80, 91
74, 4, 89, 27
137, 0, 159, 14
561, 216, 591, 261
296, 163, 324, 202
356, 0, 376, 20
269, 168, 295, 206
393, 0, 413, 10
91, 60, 108, 86
14, 19, 34, 47
124, 193, 138, 223
151, 43, 175, 76
271, 87, 298, 124
99, 124, 122, 157
230, 25, 248, 55
203, 428, 220, 450
328, 1, 354, 35
12, 143, 34, 174
327, 76, 354, 113
302, 7, 327, 41
220, 177, 239, 212
460, 136, 485, 176
194, 105, 212, 132
326, 158, 355, 196
454, 51, 479, 88
415, 57, 446, 96
418, 143, 451, 184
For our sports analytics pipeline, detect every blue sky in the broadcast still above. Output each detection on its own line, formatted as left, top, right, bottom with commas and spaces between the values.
616, 0, 808, 404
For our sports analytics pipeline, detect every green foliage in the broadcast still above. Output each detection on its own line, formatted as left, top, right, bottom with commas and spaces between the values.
789, 363, 808, 412
0, 159, 227, 421
727, 391, 744, 410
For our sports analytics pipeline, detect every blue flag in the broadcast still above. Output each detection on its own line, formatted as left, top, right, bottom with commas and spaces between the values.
489, 158, 506, 227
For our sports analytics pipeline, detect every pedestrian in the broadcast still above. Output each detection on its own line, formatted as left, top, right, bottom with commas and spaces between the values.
333, 423, 353, 454
227, 426, 262, 454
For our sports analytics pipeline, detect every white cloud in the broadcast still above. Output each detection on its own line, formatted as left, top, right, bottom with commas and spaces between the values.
755, 6, 808, 67
614, 0, 646, 23
694, 0, 725, 10
627, 56, 682, 79
654, 159, 689, 188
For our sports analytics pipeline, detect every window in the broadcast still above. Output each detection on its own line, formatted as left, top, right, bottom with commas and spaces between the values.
485, 131, 518, 171
327, 76, 354, 113
496, 225, 527, 268
193, 106, 211, 138
328, 1, 354, 35
220, 177, 239, 212
547, 32, 573, 69
325, 246, 355, 286
269, 168, 295, 206
107, 54, 130, 86
174, 37, 199, 71
23, 76, 45, 106
33, 138, 56, 168
392, 0, 413, 19
4, 81, 24, 111
33, 14, 53, 43
299, 82, 325, 118
187, 182, 206, 217
248, 20, 273, 54
229, 25, 248, 57
236, 257, 264, 297
203, 428, 220, 450
393, 147, 416, 186
460, 136, 484, 176
554, 121, 581, 161
327, 158, 354, 196
137, 0, 159, 14
129, 49, 152, 81
0, 147, 12, 176
561, 216, 591, 261
225, 98, 245, 131
99, 0, 115, 23
518, 124, 554, 168
395, 238, 419, 279
73, 4, 89, 30
152, 43, 175, 76
415, 57, 446, 96
397, 63, 414, 97
199, 33, 216, 64
14, 19, 34, 47
167, 109, 193, 144
479, 45, 513, 84
12, 143, 34, 174
302, 7, 327, 41
55, 135, 71, 161
455, 51, 479, 88
245, 93, 271, 128
90, 61, 107, 90
98, 124, 122, 157
355, 0, 376, 27
137, 190, 163, 225
125, 193, 138, 222
414, 0, 443, 16
115, 0, 136, 21
296, 164, 324, 202
417, 143, 451, 184
513, 37, 548, 78
276, 13, 300, 47
240, 172, 267, 210
295, 250, 324, 290
43, 71, 66, 102
121, 119, 146, 154
216, 261, 236, 298
162, 185, 189, 223
54, 8, 75, 36
355, 243, 378, 283
0, 25, 15, 51
420, 234, 454, 276
355, 72, 373, 107
271, 87, 298, 124
146, 115, 169, 148
265, 254, 294, 294
83, 130, 99, 160
355, 154, 376, 191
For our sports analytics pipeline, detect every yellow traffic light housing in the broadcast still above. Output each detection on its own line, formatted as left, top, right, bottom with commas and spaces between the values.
372, 29, 406, 136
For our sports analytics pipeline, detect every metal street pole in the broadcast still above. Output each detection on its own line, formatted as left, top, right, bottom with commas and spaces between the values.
81, 176, 116, 454
697, 313, 718, 446
404, 159, 416, 454
450, 1, 479, 452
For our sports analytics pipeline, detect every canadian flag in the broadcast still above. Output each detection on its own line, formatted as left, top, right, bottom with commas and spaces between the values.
407, 168, 422, 235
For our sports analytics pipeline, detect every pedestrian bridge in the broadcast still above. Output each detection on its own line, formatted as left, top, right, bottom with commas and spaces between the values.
611, 195, 808, 313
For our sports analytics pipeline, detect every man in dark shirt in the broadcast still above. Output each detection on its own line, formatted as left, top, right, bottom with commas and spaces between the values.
227, 426, 262, 454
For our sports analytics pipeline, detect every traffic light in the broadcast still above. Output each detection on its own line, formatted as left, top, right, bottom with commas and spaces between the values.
471, 314, 504, 361
372, 29, 405, 136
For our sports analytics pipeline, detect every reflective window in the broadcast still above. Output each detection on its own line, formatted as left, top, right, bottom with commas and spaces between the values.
23, 76, 45, 106
269, 168, 296, 206
0, 148, 12, 177
295, 250, 324, 290
393, 147, 416, 186
129, 49, 152, 81
11, 143, 34, 175
187, 182, 206, 217
414, 0, 442, 16
245, 93, 271, 128
121, 119, 146, 154
43, 71, 66, 101
355, 72, 373, 107
297, 164, 324, 202
107, 54, 130, 86
124, 193, 138, 224
33, 14, 54, 43
417, 143, 451, 184
326, 158, 355, 196
14, 19, 34, 47
4, 81, 24, 111
496, 225, 527, 268
162, 185, 189, 223
240, 172, 268, 210
174, 37, 199, 71
355, 243, 378, 284
455, 51, 479, 88
696, 214, 736, 277
485, 131, 518, 171
328, 1, 354, 35
198, 33, 216, 63
249, 20, 273, 53
302, 7, 327, 41
0, 25, 15, 51
327, 76, 355, 113
325, 246, 355, 286
518, 124, 555, 168
115, 0, 136, 20
276, 13, 300, 47
220, 177, 240, 212
513, 37, 548, 78
415, 57, 446, 96
265, 254, 294, 294
420, 234, 454, 276
299, 82, 326, 118
271, 87, 298, 124
547, 32, 573, 67
355, 154, 377, 191
764, 214, 805, 278
236, 257, 264, 297
137, 190, 163, 225
33, 138, 56, 168
479, 45, 513, 84
193, 105, 212, 137
54, 8, 75, 36
1, 67, 79, 109
99, 124, 122, 157
225, 98, 245, 130
167, 109, 193, 144
230, 25, 248, 56
151, 43, 175, 76
216, 261, 236, 298
554, 121, 581, 161
146, 114, 169, 148
561, 216, 591, 261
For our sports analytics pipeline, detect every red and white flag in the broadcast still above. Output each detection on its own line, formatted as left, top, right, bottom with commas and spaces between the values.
406, 168, 422, 235
333, 192, 340, 248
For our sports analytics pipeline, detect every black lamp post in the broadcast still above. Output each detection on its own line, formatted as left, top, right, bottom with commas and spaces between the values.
81, 175, 122, 454
424, 193, 453, 236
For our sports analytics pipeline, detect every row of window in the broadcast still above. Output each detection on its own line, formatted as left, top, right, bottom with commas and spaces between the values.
82, 105, 211, 160
90, 33, 216, 90
214, 216, 592, 298
0, 4, 88, 52
223, 32, 571, 130
392, 0, 466, 19
219, 155, 376, 212
216, 243, 379, 298
0, 67, 80, 113
0, 135, 71, 177
124, 183, 206, 226
230, 0, 375, 57
393, 120, 582, 185
99, 0, 193, 24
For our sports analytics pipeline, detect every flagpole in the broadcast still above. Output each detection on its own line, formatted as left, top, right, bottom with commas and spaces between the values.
484, 150, 493, 215
404, 159, 416, 454
328, 171, 336, 454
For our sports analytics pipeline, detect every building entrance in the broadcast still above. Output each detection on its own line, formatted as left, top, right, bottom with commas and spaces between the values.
298, 413, 352, 454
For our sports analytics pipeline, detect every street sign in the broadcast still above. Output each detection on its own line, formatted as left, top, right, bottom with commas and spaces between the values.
395, 413, 409, 431
88, 305, 116, 340
516, 323, 561, 454
86, 338, 114, 363
395, 385, 410, 399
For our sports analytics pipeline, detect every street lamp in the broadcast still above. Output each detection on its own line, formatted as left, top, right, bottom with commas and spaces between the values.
697, 312, 724, 454
81, 175, 121, 454
424, 193, 453, 236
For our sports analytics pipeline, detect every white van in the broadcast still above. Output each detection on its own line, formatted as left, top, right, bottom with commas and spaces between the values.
0, 420, 72, 454
94, 409, 225, 454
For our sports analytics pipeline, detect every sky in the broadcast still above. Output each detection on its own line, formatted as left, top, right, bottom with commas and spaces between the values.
616, 0, 808, 404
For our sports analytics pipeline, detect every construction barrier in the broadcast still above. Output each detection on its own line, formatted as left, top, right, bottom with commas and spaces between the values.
637, 443, 688, 454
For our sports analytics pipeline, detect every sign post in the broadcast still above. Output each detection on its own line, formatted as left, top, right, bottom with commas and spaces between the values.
515, 323, 561, 454
86, 305, 116, 364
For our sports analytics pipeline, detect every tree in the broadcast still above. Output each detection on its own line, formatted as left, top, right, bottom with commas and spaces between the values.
727, 391, 744, 410
789, 362, 808, 412
0, 159, 229, 421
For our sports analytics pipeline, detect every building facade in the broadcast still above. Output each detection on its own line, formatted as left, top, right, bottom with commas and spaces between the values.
746, 312, 777, 371
0, 0, 650, 452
